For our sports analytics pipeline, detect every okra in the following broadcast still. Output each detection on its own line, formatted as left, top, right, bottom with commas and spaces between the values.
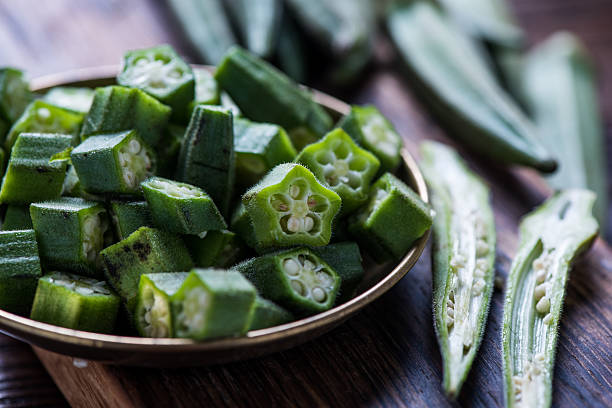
230, 202, 260, 251
522, 33, 608, 227
242, 163, 341, 248
43, 87, 95, 113
295, 128, 380, 214
135, 272, 188, 338
0, 68, 33, 125
0, 133, 73, 204
190, 68, 220, 109
220, 92, 242, 117
171, 268, 256, 340
80, 86, 171, 147
30, 198, 112, 276
185, 230, 249, 268
156, 124, 184, 178
30, 272, 120, 334
71, 130, 156, 195
141, 177, 226, 236
348, 173, 432, 262
225, 0, 281, 58
275, 13, 307, 83
2, 205, 32, 231
311, 242, 364, 304
420, 141, 496, 397
339, 105, 402, 173
215, 46, 333, 149
502, 190, 598, 408
0, 230, 42, 315
109, 201, 152, 241
234, 247, 340, 315
386, 2, 556, 172
248, 296, 293, 331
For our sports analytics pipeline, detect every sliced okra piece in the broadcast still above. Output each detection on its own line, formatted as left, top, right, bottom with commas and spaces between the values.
420, 141, 496, 397
248, 296, 294, 331
185, 230, 249, 268
0, 229, 42, 315
295, 128, 380, 214
234, 117, 297, 188
156, 124, 184, 178
0, 68, 33, 125
311, 242, 364, 304
80, 86, 171, 147
243, 163, 341, 248
349, 173, 432, 262
30, 271, 120, 333
230, 202, 260, 251
2, 205, 32, 231
43, 87, 95, 113
100, 227, 193, 313
109, 201, 152, 241
141, 177, 226, 236
234, 247, 340, 315
171, 268, 256, 340
220, 92, 241, 117
339, 105, 402, 173
502, 190, 598, 408
135, 272, 189, 338
191, 68, 220, 107
0, 133, 73, 204
30, 198, 112, 276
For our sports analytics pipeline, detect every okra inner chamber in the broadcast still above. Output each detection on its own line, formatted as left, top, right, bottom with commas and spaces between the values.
117, 138, 153, 189
81, 210, 111, 265
281, 253, 336, 304
146, 178, 205, 199
270, 179, 329, 236
48, 272, 113, 296
140, 283, 172, 337
121, 51, 190, 94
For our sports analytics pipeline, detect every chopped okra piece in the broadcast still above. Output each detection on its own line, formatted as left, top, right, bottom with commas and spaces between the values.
141, 177, 226, 235
185, 230, 249, 268
248, 297, 294, 331
156, 124, 184, 178
100, 227, 193, 313
43, 87, 95, 113
2, 205, 32, 230
0, 68, 33, 125
4, 100, 83, 150
243, 163, 341, 248
234, 117, 297, 188
30, 198, 112, 276
135, 272, 189, 338
188, 68, 220, 110
0, 230, 42, 315
71, 130, 156, 195
118, 45, 195, 122
296, 128, 380, 214
230, 202, 260, 251
30, 272, 120, 333
349, 173, 432, 262
0, 133, 73, 204
311, 242, 364, 303
339, 105, 402, 173
109, 201, 153, 241
234, 247, 341, 315
171, 268, 256, 340
80, 86, 171, 147
176, 105, 235, 216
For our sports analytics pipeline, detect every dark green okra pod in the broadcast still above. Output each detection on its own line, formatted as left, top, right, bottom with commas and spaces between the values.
184, 230, 249, 268
275, 12, 308, 83
43, 87, 95, 113
310, 242, 364, 304
2, 205, 33, 231
225, 0, 281, 59
248, 297, 293, 331
230, 202, 260, 251
0, 68, 33, 131
109, 201, 153, 240
156, 124, 184, 178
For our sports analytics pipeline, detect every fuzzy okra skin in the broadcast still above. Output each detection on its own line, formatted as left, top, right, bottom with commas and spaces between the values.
420, 141, 496, 397
502, 190, 598, 408
43, 87, 95, 113
2, 205, 33, 231
0, 68, 33, 126
248, 296, 293, 331
109, 201, 153, 241
184, 230, 249, 269
311, 242, 364, 304
30, 272, 120, 334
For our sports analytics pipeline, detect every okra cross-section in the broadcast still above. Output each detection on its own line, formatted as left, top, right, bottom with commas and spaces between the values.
30, 272, 120, 334
242, 163, 341, 248
295, 128, 380, 214
141, 177, 227, 236
71, 130, 156, 195
191, 68, 220, 107
43, 87, 94, 113
502, 190, 598, 408
420, 141, 496, 397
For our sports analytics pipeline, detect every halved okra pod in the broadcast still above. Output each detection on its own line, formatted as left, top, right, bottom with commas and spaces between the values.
234, 247, 341, 315
0, 133, 73, 204
311, 242, 364, 304
348, 173, 432, 262
184, 230, 249, 268
43, 87, 95, 113
0, 229, 42, 315
71, 130, 156, 195
420, 141, 496, 397
502, 190, 598, 408
0, 68, 33, 129
248, 297, 294, 331
30, 272, 120, 334
2, 205, 33, 231
141, 177, 227, 236
242, 163, 341, 248
30, 198, 112, 277
109, 201, 153, 241
295, 128, 380, 214
171, 268, 256, 340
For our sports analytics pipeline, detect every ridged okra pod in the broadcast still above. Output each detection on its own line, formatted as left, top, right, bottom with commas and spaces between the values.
156, 124, 184, 178
225, 0, 281, 59
2, 205, 32, 231
248, 297, 293, 331
502, 190, 598, 408
109, 201, 152, 240
0, 68, 33, 133
43, 87, 94, 113
420, 141, 496, 397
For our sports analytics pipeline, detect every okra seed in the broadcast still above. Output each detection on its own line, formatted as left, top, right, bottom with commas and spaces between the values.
270, 194, 291, 212
476, 240, 489, 256
312, 287, 327, 302
447, 307, 454, 318
128, 139, 141, 154
536, 296, 551, 314
543, 313, 553, 325
536, 269, 547, 283
472, 279, 485, 295
75, 286, 94, 296
287, 216, 302, 233
534, 283, 547, 300
290, 280, 306, 296
307, 195, 329, 213
289, 184, 300, 199
302, 259, 315, 271
447, 317, 454, 327
283, 258, 300, 276
37, 107, 51, 120
316, 271, 333, 286
304, 216, 314, 232
476, 259, 488, 272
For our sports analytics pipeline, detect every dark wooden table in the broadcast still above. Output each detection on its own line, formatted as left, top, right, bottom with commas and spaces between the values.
0, 1, 611, 407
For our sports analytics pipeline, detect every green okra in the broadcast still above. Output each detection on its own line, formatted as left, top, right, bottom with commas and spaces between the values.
185, 230, 249, 268
171, 268, 256, 340
0, 133, 73, 204
71, 130, 156, 195
349, 172, 432, 262
420, 141, 496, 397
275, 12, 308, 83
187, 68, 221, 117
230, 202, 259, 251
386, 2, 556, 172
225, 0, 281, 59
522, 32, 608, 227
109, 201, 153, 241
248, 296, 293, 331
80, 86, 171, 147
156, 124, 184, 178
234, 247, 340, 315
30, 198, 112, 277
220, 92, 242, 117
242, 163, 341, 248
311, 242, 364, 304
295, 128, 380, 214
0, 68, 33, 126
30, 272, 120, 334
502, 190, 598, 408
135, 272, 189, 338
43, 87, 95, 113
2, 205, 32, 231
215, 46, 333, 149
0, 229, 42, 315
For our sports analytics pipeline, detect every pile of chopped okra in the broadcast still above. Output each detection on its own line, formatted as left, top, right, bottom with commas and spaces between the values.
0, 45, 433, 340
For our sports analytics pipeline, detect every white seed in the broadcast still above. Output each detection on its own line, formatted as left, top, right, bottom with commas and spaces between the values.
534, 283, 547, 300
37, 107, 51, 120
198, 231, 208, 239
543, 313, 553, 325
124, 170, 135, 187
312, 287, 326, 302
303, 259, 315, 271
451, 254, 466, 269
476, 259, 488, 273
144, 311, 152, 324
535, 353, 545, 363
303, 216, 314, 232
447, 307, 454, 318
472, 278, 485, 295
446, 317, 454, 327
287, 216, 301, 233
289, 184, 300, 199
128, 139, 141, 154
290, 280, 305, 296
283, 259, 300, 276
536, 296, 551, 314
536, 269, 547, 283
316, 271, 332, 287
119, 153, 129, 167
476, 239, 489, 256
75, 286, 94, 295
